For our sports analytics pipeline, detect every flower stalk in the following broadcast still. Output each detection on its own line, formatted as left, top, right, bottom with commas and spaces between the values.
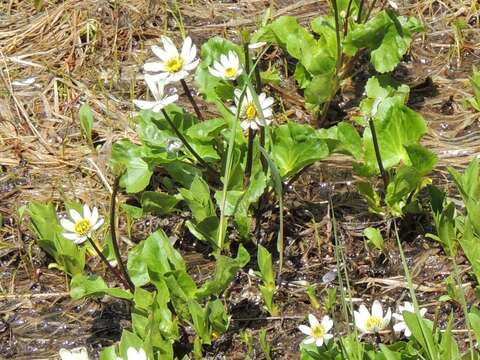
86, 236, 131, 291
368, 117, 389, 193
110, 176, 135, 292
180, 78, 204, 121
160, 109, 219, 181
244, 127, 255, 187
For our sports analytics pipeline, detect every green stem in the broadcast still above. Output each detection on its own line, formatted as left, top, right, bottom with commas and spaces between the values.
180, 79, 204, 121
160, 109, 220, 182
87, 236, 131, 291
368, 117, 389, 192
110, 177, 135, 292
244, 128, 255, 187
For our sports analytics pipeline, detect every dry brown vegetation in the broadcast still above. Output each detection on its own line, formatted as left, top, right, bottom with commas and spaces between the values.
1, 0, 480, 359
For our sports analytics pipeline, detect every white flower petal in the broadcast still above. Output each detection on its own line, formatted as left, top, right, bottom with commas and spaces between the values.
240, 120, 251, 130
91, 217, 104, 231
60, 219, 76, 232
358, 305, 370, 318
420, 308, 428, 317
209, 67, 224, 79
161, 36, 179, 57
315, 338, 324, 347
161, 94, 179, 107
392, 313, 403, 321
404, 327, 412, 337
393, 322, 406, 333
133, 100, 156, 110
184, 58, 199, 71
69, 209, 82, 223
83, 204, 91, 221
63, 232, 79, 241
151, 45, 170, 61
308, 314, 320, 328
90, 207, 99, 226
303, 337, 316, 345
371, 300, 383, 318
324, 333, 334, 340
298, 325, 312, 336
261, 95, 274, 109
181, 37, 193, 61
74, 236, 88, 244
185, 40, 197, 64
321, 316, 333, 332
143, 61, 165, 72
383, 307, 392, 327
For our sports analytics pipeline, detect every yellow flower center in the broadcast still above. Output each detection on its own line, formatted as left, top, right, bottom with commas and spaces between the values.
74, 219, 91, 236
245, 104, 257, 120
311, 324, 325, 339
365, 316, 383, 331
165, 56, 183, 73
224, 67, 236, 78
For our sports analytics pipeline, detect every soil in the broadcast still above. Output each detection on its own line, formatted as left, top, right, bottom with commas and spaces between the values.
1, 0, 480, 359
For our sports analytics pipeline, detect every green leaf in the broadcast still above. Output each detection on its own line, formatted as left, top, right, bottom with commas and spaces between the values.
304, 72, 337, 106
70, 274, 133, 300
318, 121, 363, 159
110, 140, 153, 193
359, 104, 427, 176
271, 122, 329, 178
344, 11, 423, 72
363, 227, 384, 251
257, 245, 275, 285
439, 314, 459, 360
118, 330, 143, 360
99, 346, 117, 360
141, 191, 179, 215
127, 229, 186, 287
186, 118, 227, 142
79, 104, 94, 148
197, 244, 250, 298
179, 176, 215, 223
28, 202, 85, 275
207, 299, 230, 334
458, 220, 480, 284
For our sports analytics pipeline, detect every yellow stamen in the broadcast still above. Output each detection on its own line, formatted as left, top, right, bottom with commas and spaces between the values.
311, 324, 325, 339
74, 219, 91, 236
245, 104, 257, 120
165, 57, 183, 73
365, 316, 383, 331
224, 67, 236, 78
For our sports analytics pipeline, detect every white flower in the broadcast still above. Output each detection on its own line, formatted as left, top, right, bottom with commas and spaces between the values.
116, 347, 148, 360
298, 314, 334, 347
60, 204, 104, 244
393, 301, 427, 338
208, 51, 243, 81
59, 347, 89, 360
231, 88, 274, 131
354, 300, 391, 334
144, 36, 199, 83
133, 74, 178, 112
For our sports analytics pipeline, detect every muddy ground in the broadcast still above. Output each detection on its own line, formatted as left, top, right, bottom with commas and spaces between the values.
1, 0, 480, 359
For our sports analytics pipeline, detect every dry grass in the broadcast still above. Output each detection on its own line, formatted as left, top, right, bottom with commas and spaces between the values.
1, 0, 480, 358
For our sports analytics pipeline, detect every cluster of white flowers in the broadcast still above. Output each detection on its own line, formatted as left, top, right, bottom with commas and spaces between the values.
298, 301, 427, 348
135, 36, 199, 113
59, 347, 147, 360
134, 35, 275, 132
